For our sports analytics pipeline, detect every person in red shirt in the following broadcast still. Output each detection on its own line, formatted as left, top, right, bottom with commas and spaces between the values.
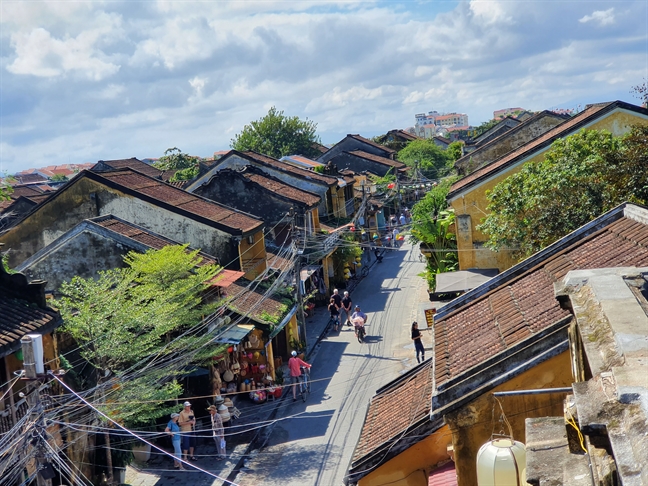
288, 350, 311, 401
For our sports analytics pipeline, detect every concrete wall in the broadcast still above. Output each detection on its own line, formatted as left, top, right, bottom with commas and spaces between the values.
0, 177, 238, 269
18, 229, 135, 292
326, 152, 395, 178
451, 109, 648, 272
456, 113, 567, 175
317, 137, 392, 164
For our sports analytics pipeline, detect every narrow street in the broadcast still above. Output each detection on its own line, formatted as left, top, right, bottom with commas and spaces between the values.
234, 243, 429, 486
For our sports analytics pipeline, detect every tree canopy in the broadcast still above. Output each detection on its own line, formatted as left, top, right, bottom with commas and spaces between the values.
478, 126, 648, 258
231, 106, 321, 159
153, 147, 201, 181
397, 139, 453, 179
446, 141, 464, 162
56, 245, 223, 427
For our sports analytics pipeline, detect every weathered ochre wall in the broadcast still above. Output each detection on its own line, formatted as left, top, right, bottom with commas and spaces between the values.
358, 425, 453, 486
0, 176, 238, 268
239, 230, 267, 280
451, 110, 648, 272
445, 351, 572, 486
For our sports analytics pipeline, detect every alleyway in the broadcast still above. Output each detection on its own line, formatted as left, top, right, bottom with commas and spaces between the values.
125, 243, 430, 486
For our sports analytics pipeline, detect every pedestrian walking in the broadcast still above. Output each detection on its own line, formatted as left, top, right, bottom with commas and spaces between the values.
207, 405, 226, 459
328, 297, 340, 332
411, 321, 425, 363
399, 213, 406, 226
331, 288, 342, 308
341, 291, 353, 326
178, 401, 197, 461
165, 413, 185, 470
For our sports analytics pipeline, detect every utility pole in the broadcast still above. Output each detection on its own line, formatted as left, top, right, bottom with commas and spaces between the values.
290, 208, 307, 355
21, 334, 53, 486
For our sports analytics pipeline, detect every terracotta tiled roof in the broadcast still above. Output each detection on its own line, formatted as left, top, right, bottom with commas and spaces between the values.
311, 142, 329, 154
241, 168, 321, 207
266, 251, 292, 273
448, 101, 648, 198
387, 129, 420, 141
428, 462, 458, 486
353, 360, 434, 462
93, 158, 163, 179
10, 185, 45, 199
351, 203, 648, 475
13, 173, 48, 185
91, 216, 218, 266
347, 134, 396, 154
434, 207, 648, 386
0, 297, 59, 357
242, 151, 338, 186
348, 150, 408, 170
93, 169, 263, 234
225, 280, 291, 324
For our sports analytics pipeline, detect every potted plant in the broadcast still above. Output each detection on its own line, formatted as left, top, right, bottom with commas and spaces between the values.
273, 368, 284, 398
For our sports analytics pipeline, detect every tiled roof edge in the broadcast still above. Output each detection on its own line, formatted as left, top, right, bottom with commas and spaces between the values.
448, 101, 647, 198
434, 202, 632, 321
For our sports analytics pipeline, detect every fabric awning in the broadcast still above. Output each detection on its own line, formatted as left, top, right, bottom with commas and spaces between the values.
428, 462, 457, 486
209, 270, 245, 288
300, 265, 322, 282
434, 269, 498, 295
214, 324, 254, 344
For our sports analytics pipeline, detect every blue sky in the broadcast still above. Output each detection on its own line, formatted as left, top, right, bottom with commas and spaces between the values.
1, 0, 646, 174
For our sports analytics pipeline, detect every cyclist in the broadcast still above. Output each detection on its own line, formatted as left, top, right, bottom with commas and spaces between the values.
289, 350, 311, 401
328, 297, 340, 331
351, 304, 368, 339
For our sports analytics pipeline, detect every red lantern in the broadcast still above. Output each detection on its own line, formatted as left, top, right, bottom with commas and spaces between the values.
387, 183, 395, 189
350, 226, 355, 232
227, 346, 233, 353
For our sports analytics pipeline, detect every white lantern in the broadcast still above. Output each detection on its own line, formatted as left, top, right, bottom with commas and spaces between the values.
476, 439, 526, 486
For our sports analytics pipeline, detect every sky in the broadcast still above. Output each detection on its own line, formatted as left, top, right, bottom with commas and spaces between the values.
1, 0, 647, 174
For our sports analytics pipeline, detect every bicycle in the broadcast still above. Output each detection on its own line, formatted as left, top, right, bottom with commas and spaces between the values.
299, 366, 311, 402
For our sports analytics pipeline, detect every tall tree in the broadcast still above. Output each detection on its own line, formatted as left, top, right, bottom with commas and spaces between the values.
446, 141, 464, 162
397, 139, 453, 179
56, 245, 222, 427
153, 147, 201, 181
231, 106, 321, 159
478, 127, 648, 258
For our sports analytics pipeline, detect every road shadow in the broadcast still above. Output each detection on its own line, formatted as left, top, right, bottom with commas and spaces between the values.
362, 335, 383, 344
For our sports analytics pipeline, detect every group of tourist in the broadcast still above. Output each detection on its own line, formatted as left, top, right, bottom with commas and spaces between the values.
165, 401, 226, 470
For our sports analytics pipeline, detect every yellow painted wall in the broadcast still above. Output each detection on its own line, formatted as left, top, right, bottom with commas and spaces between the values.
358, 425, 454, 486
239, 230, 267, 280
451, 110, 648, 272
286, 315, 299, 351
312, 208, 321, 231
357, 351, 572, 486
445, 351, 572, 486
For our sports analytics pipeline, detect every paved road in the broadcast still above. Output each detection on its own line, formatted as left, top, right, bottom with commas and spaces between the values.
234, 243, 429, 486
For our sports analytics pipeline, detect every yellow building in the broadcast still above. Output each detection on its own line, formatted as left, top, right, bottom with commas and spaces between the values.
348, 203, 648, 486
447, 101, 648, 272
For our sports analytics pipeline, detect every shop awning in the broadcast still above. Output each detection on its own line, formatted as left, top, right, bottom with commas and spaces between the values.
428, 462, 457, 486
209, 270, 245, 288
300, 265, 322, 282
268, 306, 297, 341
434, 269, 498, 295
214, 324, 254, 344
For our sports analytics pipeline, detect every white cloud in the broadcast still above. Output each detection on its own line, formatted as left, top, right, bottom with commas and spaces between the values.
579, 8, 615, 26
1, 1, 646, 174
7, 12, 123, 80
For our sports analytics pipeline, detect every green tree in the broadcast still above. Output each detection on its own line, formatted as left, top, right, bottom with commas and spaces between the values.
50, 173, 69, 182
397, 139, 453, 179
409, 180, 458, 289
446, 141, 464, 162
56, 245, 222, 427
472, 118, 499, 137
231, 106, 321, 159
154, 147, 200, 181
478, 128, 648, 258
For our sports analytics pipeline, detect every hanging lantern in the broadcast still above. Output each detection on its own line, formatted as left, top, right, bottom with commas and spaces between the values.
476, 439, 526, 486
387, 183, 395, 189
350, 226, 355, 232
356, 263, 362, 268
355, 256, 361, 262
344, 262, 350, 268
373, 234, 379, 240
